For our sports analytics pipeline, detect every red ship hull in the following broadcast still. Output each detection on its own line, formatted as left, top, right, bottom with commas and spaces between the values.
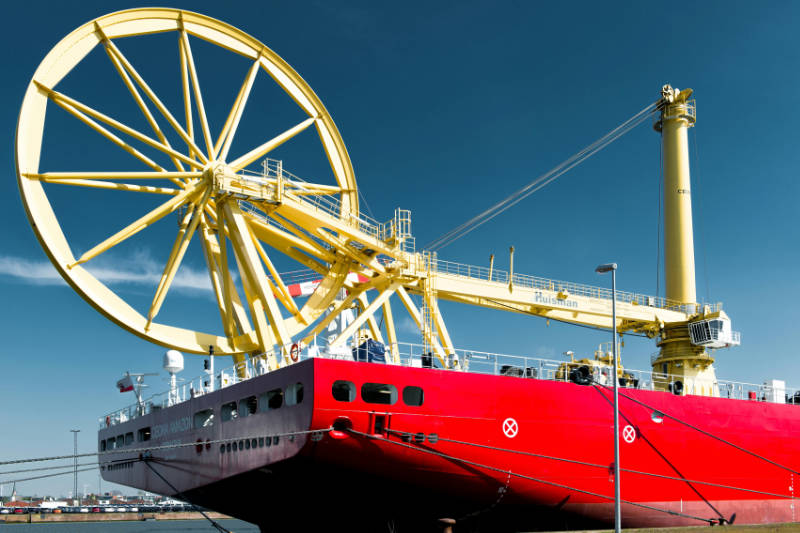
99, 358, 800, 531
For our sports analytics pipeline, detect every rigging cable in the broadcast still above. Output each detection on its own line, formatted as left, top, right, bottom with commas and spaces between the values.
0, 428, 331, 467
381, 428, 793, 500
142, 457, 230, 533
346, 428, 715, 524
425, 100, 660, 252
588, 384, 726, 521
596, 384, 800, 476
0, 461, 99, 475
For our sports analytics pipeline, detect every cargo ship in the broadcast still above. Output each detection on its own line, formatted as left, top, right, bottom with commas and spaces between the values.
15, 8, 798, 532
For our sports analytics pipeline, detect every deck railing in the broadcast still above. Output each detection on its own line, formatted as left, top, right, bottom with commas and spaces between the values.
98, 342, 796, 429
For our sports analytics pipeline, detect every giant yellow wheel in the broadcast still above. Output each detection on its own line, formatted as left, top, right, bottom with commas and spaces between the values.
16, 8, 360, 365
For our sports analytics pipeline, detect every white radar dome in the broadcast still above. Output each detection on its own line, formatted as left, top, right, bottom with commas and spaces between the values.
163, 350, 184, 374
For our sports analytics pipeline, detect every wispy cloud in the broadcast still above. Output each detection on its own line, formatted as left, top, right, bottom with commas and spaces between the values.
398, 317, 420, 336
0, 252, 213, 293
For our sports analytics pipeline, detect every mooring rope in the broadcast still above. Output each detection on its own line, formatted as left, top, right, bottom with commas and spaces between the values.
347, 428, 715, 524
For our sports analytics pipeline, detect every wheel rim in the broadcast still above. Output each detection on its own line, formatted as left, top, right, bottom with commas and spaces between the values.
16, 8, 359, 363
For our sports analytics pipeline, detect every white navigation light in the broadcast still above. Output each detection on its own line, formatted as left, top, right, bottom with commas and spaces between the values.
163, 350, 184, 374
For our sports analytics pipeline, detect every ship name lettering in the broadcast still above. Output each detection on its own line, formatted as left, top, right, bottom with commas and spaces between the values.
152, 423, 169, 440
533, 291, 578, 309
169, 416, 191, 434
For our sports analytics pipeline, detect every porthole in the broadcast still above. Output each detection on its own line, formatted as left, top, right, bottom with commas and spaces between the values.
402, 386, 424, 406
332, 380, 355, 402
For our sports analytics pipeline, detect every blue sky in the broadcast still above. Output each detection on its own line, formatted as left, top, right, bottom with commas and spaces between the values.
2, 1, 800, 497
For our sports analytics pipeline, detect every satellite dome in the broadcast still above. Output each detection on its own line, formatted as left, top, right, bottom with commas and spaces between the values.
163, 350, 184, 374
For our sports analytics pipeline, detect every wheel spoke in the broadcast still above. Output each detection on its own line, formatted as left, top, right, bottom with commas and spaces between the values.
96, 25, 185, 172
35, 86, 163, 172
199, 214, 234, 342
71, 182, 205, 267
228, 117, 316, 171
178, 34, 194, 160
215, 57, 261, 162
102, 35, 208, 163
224, 201, 293, 361
31, 178, 180, 195
179, 29, 214, 158
146, 188, 212, 328
26, 171, 200, 181
214, 204, 255, 341
249, 228, 301, 316
37, 82, 200, 169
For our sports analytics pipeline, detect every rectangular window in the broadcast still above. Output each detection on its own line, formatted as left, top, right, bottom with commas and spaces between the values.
116, 434, 124, 447
221, 401, 238, 422
193, 409, 215, 429
137, 427, 151, 442
239, 396, 258, 418
259, 389, 283, 411
286, 383, 304, 406
124, 432, 134, 445
106, 438, 116, 450
100, 440, 107, 452
361, 383, 397, 405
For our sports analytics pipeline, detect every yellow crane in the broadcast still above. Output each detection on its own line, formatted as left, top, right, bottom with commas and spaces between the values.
15, 9, 738, 397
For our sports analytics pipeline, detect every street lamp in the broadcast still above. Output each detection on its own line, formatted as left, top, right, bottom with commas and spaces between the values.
595, 262, 620, 533
70, 429, 80, 506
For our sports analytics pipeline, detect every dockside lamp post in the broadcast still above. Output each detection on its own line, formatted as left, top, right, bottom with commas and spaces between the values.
595, 262, 620, 533
70, 429, 80, 506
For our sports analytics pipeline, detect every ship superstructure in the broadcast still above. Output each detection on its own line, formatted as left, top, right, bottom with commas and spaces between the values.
14, 8, 797, 532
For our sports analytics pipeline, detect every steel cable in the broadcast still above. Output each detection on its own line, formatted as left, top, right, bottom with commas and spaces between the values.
0, 428, 331, 466
383, 428, 793, 500
426, 100, 659, 251
599, 386, 800, 476
347, 428, 714, 524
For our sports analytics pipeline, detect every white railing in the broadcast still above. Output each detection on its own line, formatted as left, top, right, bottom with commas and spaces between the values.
433, 258, 719, 314
240, 161, 414, 253
99, 342, 798, 429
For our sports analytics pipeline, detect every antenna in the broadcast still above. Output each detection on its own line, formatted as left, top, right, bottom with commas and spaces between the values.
163, 350, 184, 406
117, 371, 158, 415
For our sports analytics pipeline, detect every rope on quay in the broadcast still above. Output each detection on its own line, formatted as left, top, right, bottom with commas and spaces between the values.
0, 428, 331, 466
346, 428, 716, 525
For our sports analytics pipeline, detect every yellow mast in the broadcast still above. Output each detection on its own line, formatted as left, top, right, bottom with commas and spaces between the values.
659, 85, 697, 304
652, 84, 716, 395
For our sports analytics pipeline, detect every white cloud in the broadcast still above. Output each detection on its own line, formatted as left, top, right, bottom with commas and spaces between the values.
0, 256, 65, 285
0, 252, 214, 293
397, 317, 420, 335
